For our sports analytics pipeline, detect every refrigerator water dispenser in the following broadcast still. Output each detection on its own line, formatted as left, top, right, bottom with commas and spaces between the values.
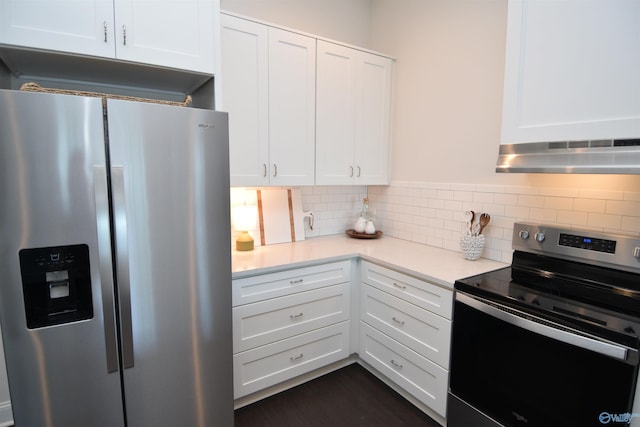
19, 245, 94, 329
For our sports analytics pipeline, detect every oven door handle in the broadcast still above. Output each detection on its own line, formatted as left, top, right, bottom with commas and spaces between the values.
456, 292, 636, 363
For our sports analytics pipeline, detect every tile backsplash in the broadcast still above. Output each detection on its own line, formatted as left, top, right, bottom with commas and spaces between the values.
297, 181, 640, 263
299, 185, 368, 237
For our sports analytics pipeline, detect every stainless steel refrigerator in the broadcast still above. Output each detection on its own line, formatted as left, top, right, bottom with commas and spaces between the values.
0, 88, 233, 426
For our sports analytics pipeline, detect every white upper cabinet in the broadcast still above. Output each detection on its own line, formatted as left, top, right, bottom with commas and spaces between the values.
0, 0, 114, 58
221, 14, 269, 186
316, 40, 392, 185
0, 0, 216, 74
268, 27, 316, 186
221, 14, 316, 186
501, 0, 640, 143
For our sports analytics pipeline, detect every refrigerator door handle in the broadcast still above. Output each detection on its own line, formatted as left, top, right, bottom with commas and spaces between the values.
94, 166, 120, 373
112, 166, 135, 369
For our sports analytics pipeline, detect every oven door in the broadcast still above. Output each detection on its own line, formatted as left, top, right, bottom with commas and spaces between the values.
448, 292, 639, 427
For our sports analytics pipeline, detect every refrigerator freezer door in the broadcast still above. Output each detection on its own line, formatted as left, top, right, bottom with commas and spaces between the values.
0, 90, 125, 426
106, 99, 233, 426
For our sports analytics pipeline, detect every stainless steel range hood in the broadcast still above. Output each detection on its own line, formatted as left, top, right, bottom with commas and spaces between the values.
496, 139, 640, 174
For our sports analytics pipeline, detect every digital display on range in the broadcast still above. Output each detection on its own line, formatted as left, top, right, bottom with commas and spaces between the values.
559, 233, 616, 254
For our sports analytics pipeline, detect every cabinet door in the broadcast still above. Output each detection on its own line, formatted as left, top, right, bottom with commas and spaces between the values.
355, 52, 392, 184
221, 14, 270, 186
316, 40, 358, 185
0, 0, 115, 58
268, 27, 316, 186
315, 41, 392, 186
501, 0, 640, 143
113, 0, 215, 73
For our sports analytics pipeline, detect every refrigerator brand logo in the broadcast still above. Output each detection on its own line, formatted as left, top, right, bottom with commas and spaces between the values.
599, 412, 640, 424
198, 123, 215, 129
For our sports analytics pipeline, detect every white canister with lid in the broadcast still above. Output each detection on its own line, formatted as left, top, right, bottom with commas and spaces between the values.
365, 220, 376, 234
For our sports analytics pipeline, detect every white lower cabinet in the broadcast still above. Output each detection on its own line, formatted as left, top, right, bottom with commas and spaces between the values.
234, 321, 350, 398
359, 261, 453, 419
232, 258, 455, 422
359, 322, 448, 417
233, 283, 350, 353
232, 261, 351, 399
360, 283, 451, 369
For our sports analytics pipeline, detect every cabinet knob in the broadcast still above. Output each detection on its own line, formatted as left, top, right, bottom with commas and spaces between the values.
357, 166, 361, 177
103, 21, 108, 43
349, 166, 354, 177
273, 163, 278, 177
262, 163, 267, 177
122, 25, 127, 45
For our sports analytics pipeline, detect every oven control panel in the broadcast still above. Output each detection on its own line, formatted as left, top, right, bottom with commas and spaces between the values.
513, 222, 640, 273
558, 233, 616, 254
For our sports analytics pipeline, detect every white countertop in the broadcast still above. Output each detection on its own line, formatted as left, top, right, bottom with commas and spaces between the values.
232, 234, 508, 289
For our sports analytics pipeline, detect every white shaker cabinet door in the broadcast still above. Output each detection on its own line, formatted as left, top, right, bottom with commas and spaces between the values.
0, 0, 115, 58
501, 0, 640, 143
268, 27, 316, 186
316, 40, 392, 185
316, 40, 358, 185
113, 0, 216, 73
355, 51, 392, 185
221, 14, 270, 186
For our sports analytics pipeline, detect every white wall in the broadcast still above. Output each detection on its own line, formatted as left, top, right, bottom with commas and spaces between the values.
220, 0, 373, 48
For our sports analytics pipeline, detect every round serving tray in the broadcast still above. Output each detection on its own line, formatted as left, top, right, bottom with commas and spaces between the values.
345, 229, 383, 239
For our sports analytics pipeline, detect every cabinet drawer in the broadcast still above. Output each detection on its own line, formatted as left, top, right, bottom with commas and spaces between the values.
361, 261, 452, 319
360, 284, 451, 369
233, 260, 351, 306
359, 322, 448, 417
234, 321, 350, 398
233, 283, 350, 352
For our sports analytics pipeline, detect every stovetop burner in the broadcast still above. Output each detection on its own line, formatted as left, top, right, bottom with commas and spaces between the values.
456, 266, 640, 347
455, 222, 640, 349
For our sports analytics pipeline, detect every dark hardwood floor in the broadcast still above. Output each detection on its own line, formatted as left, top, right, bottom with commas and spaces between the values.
234, 363, 442, 427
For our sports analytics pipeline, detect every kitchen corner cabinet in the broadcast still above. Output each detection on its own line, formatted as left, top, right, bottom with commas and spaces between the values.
316, 40, 392, 185
232, 261, 351, 398
501, 0, 640, 143
0, 0, 216, 74
358, 261, 452, 419
221, 14, 316, 187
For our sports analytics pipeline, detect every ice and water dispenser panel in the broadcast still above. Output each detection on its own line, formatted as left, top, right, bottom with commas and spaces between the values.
19, 245, 93, 329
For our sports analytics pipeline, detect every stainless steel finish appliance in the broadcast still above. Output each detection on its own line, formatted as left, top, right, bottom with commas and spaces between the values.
496, 139, 640, 174
449, 222, 640, 427
0, 89, 233, 426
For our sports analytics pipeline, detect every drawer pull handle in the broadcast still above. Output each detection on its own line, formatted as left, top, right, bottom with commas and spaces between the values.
290, 279, 304, 284
290, 353, 304, 362
392, 317, 405, 326
290, 312, 303, 319
390, 359, 403, 369
393, 282, 407, 290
